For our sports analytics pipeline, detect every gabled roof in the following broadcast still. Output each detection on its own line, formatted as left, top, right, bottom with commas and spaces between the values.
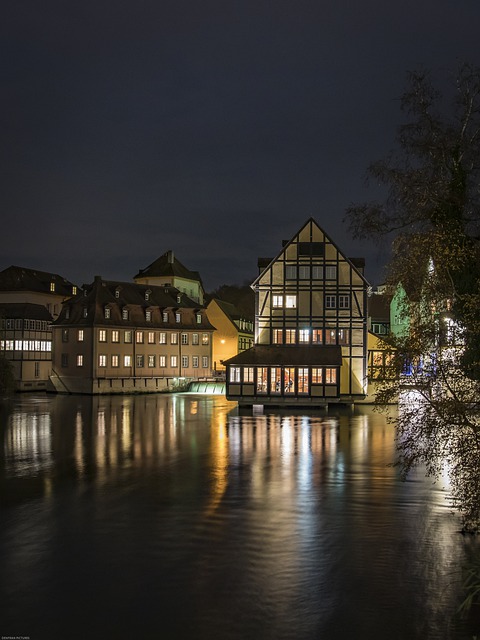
209, 298, 254, 335
0, 265, 77, 296
134, 250, 204, 286
223, 345, 342, 366
252, 217, 369, 287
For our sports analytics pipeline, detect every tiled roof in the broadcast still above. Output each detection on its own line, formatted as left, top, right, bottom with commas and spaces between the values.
134, 250, 203, 285
0, 265, 77, 296
223, 345, 342, 366
0, 302, 53, 321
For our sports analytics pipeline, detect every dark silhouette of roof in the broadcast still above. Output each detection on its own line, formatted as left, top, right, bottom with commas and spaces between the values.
134, 250, 203, 286
0, 302, 53, 321
0, 265, 77, 296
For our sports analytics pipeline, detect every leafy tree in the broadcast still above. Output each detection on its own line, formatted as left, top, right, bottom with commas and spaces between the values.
345, 63, 480, 531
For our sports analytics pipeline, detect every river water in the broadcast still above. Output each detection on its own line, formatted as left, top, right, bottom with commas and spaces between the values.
0, 393, 477, 640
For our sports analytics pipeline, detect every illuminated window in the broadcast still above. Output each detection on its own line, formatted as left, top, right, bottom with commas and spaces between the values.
162, 311, 168, 322
78, 329, 84, 342
159, 355, 166, 367
136, 354, 144, 368
136, 331, 144, 344
77, 355, 83, 367
244, 367, 254, 383
171, 355, 177, 368
230, 367, 241, 382
192, 333, 199, 345
325, 329, 336, 344
72, 286, 77, 295
99, 354, 107, 367
148, 355, 155, 367
122, 308, 128, 320
181, 355, 188, 368
192, 356, 199, 368
202, 356, 209, 368
202, 333, 209, 345
325, 368, 337, 384
159, 332, 166, 344
312, 368, 323, 384
312, 329, 322, 344
148, 331, 155, 344
112, 330, 119, 343
284, 367, 295, 394
196, 313, 202, 324
145, 290, 151, 301
298, 367, 309, 394
112, 355, 119, 367
175, 312, 181, 323
273, 329, 283, 344
181, 333, 188, 345
273, 295, 283, 308
285, 329, 296, 344
104, 307, 111, 319
299, 329, 310, 343
124, 355, 132, 367
115, 289, 120, 298
256, 367, 268, 393
124, 330, 132, 343
338, 329, 349, 344
99, 330, 107, 342
270, 367, 282, 393
171, 333, 178, 345
338, 295, 350, 309
62, 329, 69, 343
50, 282, 55, 292
146, 310, 152, 322
285, 295, 296, 308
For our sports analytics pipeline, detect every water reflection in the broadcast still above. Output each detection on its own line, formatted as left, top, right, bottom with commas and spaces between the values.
0, 394, 476, 640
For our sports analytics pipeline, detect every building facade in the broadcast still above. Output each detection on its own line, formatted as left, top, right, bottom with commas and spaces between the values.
49, 277, 215, 394
224, 218, 369, 407
206, 298, 254, 373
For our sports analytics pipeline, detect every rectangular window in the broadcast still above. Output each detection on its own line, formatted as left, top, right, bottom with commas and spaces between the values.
62, 329, 69, 343
312, 329, 323, 344
99, 354, 107, 367
136, 354, 144, 368
312, 368, 323, 384
192, 333, 199, 345
124, 355, 132, 367
299, 265, 310, 280
285, 295, 296, 308
50, 282, 55, 292
171, 333, 178, 345
159, 355, 166, 367
243, 367, 254, 383
159, 332, 166, 344
325, 266, 337, 280
202, 356, 209, 369
270, 367, 282, 394
285, 265, 297, 280
338, 295, 350, 309
124, 330, 132, 343
298, 367, 309, 394
181, 355, 188, 368
111, 330, 119, 343
338, 329, 350, 344
230, 366, 241, 383
284, 367, 295, 394
111, 355, 119, 367
77, 355, 83, 367
148, 355, 155, 368
192, 356, 199, 368
146, 310, 152, 322
99, 330, 107, 342
34, 362, 40, 378
312, 265, 323, 279
325, 368, 337, 384
273, 329, 283, 344
171, 355, 177, 368
285, 329, 296, 344
272, 295, 283, 308
202, 333, 209, 345
61, 354, 69, 368
148, 331, 155, 344
175, 312, 181, 323
136, 331, 144, 344
77, 329, 84, 342
325, 295, 336, 309
122, 308, 129, 320
162, 311, 168, 322
196, 313, 202, 324
256, 367, 268, 393
104, 307, 111, 319
181, 333, 188, 345
325, 329, 336, 344
299, 242, 324, 256
299, 329, 310, 343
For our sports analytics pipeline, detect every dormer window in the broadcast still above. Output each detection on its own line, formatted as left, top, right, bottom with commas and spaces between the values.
115, 289, 120, 299
175, 312, 181, 323
196, 313, 202, 324
65, 308, 70, 319
145, 290, 151, 302
105, 307, 111, 319
72, 286, 77, 295
146, 310, 152, 322
162, 311, 168, 322
176, 294, 182, 304
122, 308, 129, 320
50, 282, 55, 292
83, 307, 88, 318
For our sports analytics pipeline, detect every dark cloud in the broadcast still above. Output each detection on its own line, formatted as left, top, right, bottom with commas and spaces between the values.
2, 0, 480, 290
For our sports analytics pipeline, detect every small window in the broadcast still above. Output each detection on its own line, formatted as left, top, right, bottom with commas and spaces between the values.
62, 329, 69, 343
202, 333, 209, 345
192, 356, 199, 368
181, 333, 188, 345
122, 308, 129, 320
171, 333, 178, 345
124, 355, 132, 367
162, 311, 168, 322
72, 286, 77, 295
192, 333, 199, 345
124, 330, 132, 343
99, 330, 107, 342
312, 368, 323, 384
202, 356, 209, 369
159, 332, 166, 344
272, 295, 283, 308
298, 242, 324, 256
50, 282, 55, 292
181, 355, 188, 368
99, 354, 107, 367
104, 307, 111, 319
196, 313, 202, 324
61, 354, 69, 368
230, 367, 241, 382
175, 312, 181, 323
112, 355, 119, 367
148, 355, 155, 368
325, 266, 337, 280
78, 329, 84, 342
170, 355, 178, 368
285, 295, 296, 309
159, 355, 166, 367
312, 266, 323, 279
285, 329, 296, 344
148, 331, 155, 344
273, 329, 283, 344
299, 266, 310, 280
83, 308, 88, 318
325, 368, 337, 384
112, 330, 119, 343
145, 290, 151, 301
77, 355, 83, 367
115, 289, 120, 298
146, 310, 152, 322
299, 329, 310, 343
338, 295, 350, 309
285, 265, 297, 280
136, 354, 144, 368
325, 295, 336, 309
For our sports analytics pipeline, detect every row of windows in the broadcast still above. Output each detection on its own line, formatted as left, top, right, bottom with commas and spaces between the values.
1, 340, 52, 352
272, 327, 350, 345
229, 365, 338, 394
63, 329, 210, 345
1, 319, 51, 331
70, 306, 203, 324
271, 294, 350, 310
285, 265, 337, 281
239, 337, 254, 350
68, 354, 210, 369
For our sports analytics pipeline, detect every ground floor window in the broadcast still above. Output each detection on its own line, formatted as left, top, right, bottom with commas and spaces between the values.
256, 367, 268, 393
229, 364, 339, 397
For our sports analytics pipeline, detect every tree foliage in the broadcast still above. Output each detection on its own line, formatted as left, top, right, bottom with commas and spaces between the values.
345, 63, 480, 531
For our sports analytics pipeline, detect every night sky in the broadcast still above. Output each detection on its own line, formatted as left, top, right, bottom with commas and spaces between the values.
3, 1, 480, 291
